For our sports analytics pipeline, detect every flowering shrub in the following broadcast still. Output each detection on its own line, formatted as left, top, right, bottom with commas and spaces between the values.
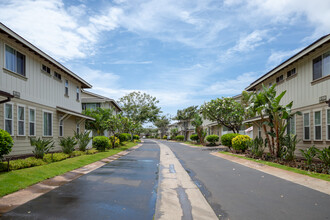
232, 135, 251, 151
109, 136, 120, 148
221, 133, 240, 148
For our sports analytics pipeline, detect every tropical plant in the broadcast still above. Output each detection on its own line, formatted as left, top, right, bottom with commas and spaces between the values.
83, 108, 113, 136
249, 137, 265, 157
191, 113, 205, 145
59, 137, 77, 154
206, 135, 219, 146
74, 130, 91, 151
201, 98, 244, 133
280, 134, 300, 161
190, 134, 199, 143
315, 146, 330, 167
175, 106, 199, 141
300, 146, 317, 166
93, 136, 110, 151
232, 135, 251, 151
0, 129, 13, 160
176, 135, 184, 141
30, 137, 54, 159
221, 133, 240, 149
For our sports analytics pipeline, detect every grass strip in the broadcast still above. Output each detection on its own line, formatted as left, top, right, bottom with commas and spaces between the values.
183, 141, 203, 147
0, 142, 138, 197
218, 151, 330, 182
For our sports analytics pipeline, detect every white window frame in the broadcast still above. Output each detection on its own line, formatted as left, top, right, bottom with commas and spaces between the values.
313, 109, 322, 141
42, 110, 53, 137
303, 111, 310, 141
258, 126, 262, 138
4, 44, 26, 76
76, 123, 80, 134
17, 104, 26, 136
287, 114, 296, 135
59, 119, 64, 137
65, 79, 69, 96
4, 103, 14, 136
76, 86, 80, 101
28, 107, 36, 137
327, 108, 330, 141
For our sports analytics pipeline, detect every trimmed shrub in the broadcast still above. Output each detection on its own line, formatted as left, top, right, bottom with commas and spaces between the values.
74, 131, 91, 151
221, 133, 240, 148
1, 157, 47, 171
93, 136, 110, 151
176, 135, 184, 141
133, 135, 140, 140
206, 135, 219, 145
109, 136, 120, 148
0, 129, 13, 160
190, 134, 199, 142
232, 135, 251, 151
126, 134, 132, 140
59, 137, 77, 154
30, 137, 54, 159
118, 133, 129, 143
163, 135, 167, 139
43, 153, 69, 163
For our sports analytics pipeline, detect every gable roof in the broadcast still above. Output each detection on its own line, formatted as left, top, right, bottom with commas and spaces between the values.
81, 90, 122, 111
0, 22, 92, 88
246, 34, 330, 91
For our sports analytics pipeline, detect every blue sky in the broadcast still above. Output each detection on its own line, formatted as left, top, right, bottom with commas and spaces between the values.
1, 0, 330, 117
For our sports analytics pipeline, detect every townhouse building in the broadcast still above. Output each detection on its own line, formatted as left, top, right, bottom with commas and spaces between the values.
245, 34, 330, 151
0, 23, 94, 156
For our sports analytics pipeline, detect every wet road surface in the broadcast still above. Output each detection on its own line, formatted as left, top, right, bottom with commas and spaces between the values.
2, 142, 159, 220
160, 140, 330, 220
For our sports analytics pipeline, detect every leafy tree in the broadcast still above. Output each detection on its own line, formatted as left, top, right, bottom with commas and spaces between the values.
170, 128, 179, 138
119, 91, 161, 125
154, 115, 170, 138
201, 98, 244, 133
83, 108, 113, 136
106, 114, 124, 148
191, 114, 206, 145
175, 106, 198, 141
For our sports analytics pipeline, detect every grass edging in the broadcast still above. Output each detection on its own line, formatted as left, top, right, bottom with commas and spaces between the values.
0, 142, 138, 197
183, 141, 203, 147
218, 151, 330, 182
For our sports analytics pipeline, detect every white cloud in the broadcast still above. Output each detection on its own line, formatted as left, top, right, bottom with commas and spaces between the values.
267, 48, 303, 68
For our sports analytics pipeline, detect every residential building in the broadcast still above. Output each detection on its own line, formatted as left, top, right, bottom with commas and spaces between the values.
0, 23, 94, 156
245, 34, 330, 152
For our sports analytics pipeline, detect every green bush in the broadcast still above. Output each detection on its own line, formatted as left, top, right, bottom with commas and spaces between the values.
190, 134, 199, 142
206, 135, 219, 145
43, 153, 69, 163
163, 135, 167, 139
221, 133, 240, 148
74, 131, 91, 151
232, 135, 251, 151
176, 135, 184, 141
0, 129, 13, 160
30, 137, 54, 159
59, 137, 77, 154
315, 146, 330, 167
118, 133, 129, 143
109, 136, 120, 148
300, 146, 317, 166
93, 136, 110, 151
1, 157, 47, 171
133, 135, 140, 140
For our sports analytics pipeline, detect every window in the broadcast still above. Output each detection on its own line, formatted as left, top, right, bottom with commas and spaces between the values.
276, 75, 284, 83
268, 82, 272, 88
17, 106, 25, 136
59, 120, 63, 137
76, 123, 80, 134
303, 113, 310, 140
54, 71, 62, 80
327, 109, 330, 140
76, 87, 80, 101
43, 112, 53, 136
82, 103, 101, 110
314, 111, 322, 140
29, 108, 36, 136
65, 80, 69, 96
5, 45, 25, 76
287, 68, 296, 78
287, 116, 295, 135
313, 51, 330, 80
42, 64, 51, 74
4, 103, 13, 135
258, 126, 262, 138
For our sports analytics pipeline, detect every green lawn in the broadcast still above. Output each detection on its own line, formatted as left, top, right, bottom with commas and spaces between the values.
218, 151, 330, 182
183, 141, 203, 147
0, 142, 138, 197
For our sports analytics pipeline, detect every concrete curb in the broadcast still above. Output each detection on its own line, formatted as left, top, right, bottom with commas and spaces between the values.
0, 144, 142, 215
211, 152, 330, 195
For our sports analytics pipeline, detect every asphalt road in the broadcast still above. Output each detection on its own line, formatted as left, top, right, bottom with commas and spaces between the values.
2, 142, 160, 220
160, 140, 330, 220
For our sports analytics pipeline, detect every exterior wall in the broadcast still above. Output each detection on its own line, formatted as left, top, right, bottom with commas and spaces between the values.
0, 34, 83, 113
0, 99, 85, 156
